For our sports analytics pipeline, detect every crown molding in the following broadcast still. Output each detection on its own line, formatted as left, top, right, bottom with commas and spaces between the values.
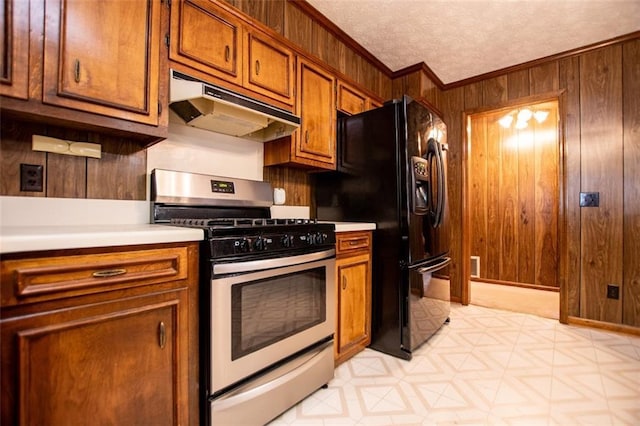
291, 3, 639, 91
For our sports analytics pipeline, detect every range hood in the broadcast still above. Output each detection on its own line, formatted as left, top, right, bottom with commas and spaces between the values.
169, 70, 300, 142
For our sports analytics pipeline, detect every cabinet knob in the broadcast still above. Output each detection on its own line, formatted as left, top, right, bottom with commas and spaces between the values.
255, 60, 261, 75
158, 321, 166, 349
74, 59, 81, 83
224, 45, 230, 62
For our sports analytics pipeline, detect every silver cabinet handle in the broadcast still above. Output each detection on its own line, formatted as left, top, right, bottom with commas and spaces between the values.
92, 268, 127, 278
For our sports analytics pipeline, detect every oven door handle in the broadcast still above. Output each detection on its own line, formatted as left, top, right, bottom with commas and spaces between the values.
213, 248, 336, 275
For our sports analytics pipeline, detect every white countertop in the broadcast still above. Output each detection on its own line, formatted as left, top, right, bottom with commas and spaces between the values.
325, 222, 376, 232
0, 196, 205, 254
0, 196, 372, 254
0, 224, 204, 254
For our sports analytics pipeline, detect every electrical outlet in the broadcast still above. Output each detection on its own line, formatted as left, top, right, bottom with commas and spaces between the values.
20, 164, 44, 192
606, 284, 619, 300
580, 192, 599, 207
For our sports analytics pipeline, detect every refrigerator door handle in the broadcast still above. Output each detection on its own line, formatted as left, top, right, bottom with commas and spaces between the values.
416, 257, 451, 274
434, 142, 445, 227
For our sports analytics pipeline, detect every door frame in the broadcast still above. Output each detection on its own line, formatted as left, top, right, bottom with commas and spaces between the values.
460, 91, 568, 323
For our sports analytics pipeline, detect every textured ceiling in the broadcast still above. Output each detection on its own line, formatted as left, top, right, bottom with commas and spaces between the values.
305, 0, 640, 85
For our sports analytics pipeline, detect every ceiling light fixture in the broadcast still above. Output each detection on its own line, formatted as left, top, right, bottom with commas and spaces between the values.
498, 108, 549, 129
534, 110, 549, 123
498, 115, 513, 128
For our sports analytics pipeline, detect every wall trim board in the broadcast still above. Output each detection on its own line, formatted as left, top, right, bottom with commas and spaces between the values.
391, 62, 445, 89
460, 90, 566, 117
234, 2, 639, 102
567, 316, 640, 337
288, 0, 393, 77
294, 5, 639, 91
441, 31, 640, 90
473, 278, 561, 293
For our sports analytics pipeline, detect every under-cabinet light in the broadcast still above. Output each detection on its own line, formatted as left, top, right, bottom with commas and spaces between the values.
32, 135, 101, 159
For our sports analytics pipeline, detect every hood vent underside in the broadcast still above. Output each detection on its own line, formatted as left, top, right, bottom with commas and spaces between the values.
169, 70, 300, 143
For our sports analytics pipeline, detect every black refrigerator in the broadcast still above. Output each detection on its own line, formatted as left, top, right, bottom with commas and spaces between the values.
315, 96, 451, 360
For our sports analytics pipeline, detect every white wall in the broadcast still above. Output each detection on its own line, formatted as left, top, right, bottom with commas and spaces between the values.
147, 120, 264, 184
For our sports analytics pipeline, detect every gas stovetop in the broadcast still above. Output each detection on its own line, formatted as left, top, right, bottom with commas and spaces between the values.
169, 217, 317, 229
150, 169, 336, 259
168, 217, 335, 257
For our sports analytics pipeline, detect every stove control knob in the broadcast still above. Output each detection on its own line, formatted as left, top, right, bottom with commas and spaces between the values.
315, 232, 327, 244
254, 237, 267, 251
235, 238, 250, 253
306, 233, 316, 245
281, 235, 293, 248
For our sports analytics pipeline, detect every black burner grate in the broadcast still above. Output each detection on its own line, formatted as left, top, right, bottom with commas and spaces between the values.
169, 217, 317, 229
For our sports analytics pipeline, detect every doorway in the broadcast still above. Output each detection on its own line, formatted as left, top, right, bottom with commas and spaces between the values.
464, 99, 561, 318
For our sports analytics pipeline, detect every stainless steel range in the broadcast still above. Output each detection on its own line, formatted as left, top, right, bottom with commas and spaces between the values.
151, 169, 336, 426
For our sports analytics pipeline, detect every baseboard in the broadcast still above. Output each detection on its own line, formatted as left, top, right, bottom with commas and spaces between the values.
567, 316, 640, 337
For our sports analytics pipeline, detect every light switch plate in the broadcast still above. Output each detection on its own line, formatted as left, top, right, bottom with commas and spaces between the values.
579, 192, 599, 207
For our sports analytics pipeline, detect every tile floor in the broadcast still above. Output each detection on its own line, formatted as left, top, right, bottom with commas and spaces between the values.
269, 304, 640, 425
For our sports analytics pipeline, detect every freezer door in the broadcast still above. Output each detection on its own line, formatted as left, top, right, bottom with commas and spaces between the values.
406, 257, 451, 353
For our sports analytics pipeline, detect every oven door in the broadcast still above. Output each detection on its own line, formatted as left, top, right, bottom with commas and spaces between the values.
209, 249, 335, 394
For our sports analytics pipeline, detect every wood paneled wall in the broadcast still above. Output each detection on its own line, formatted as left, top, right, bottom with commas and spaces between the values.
223, 0, 392, 100
0, 117, 146, 200
469, 102, 559, 289
439, 37, 640, 327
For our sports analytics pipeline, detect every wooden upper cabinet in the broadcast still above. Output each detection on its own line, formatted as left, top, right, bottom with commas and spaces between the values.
170, 0, 294, 107
0, 0, 30, 99
243, 31, 294, 106
264, 57, 336, 169
337, 80, 384, 115
369, 98, 383, 109
337, 81, 367, 115
295, 58, 336, 168
170, 0, 243, 86
42, 0, 161, 125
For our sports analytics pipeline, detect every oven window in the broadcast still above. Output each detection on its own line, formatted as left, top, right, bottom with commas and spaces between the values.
231, 267, 326, 360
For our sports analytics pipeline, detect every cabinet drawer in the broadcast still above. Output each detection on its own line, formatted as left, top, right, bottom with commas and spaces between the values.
336, 231, 371, 255
1, 246, 189, 306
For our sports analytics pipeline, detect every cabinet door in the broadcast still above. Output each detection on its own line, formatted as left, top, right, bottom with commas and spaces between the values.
337, 81, 367, 115
1, 289, 189, 425
296, 59, 336, 168
0, 0, 29, 99
335, 253, 371, 362
42, 0, 160, 125
368, 98, 383, 110
170, 0, 242, 86
244, 31, 294, 106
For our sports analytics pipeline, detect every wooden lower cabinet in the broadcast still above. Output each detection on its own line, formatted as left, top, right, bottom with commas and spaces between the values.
0, 242, 199, 425
334, 231, 372, 365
